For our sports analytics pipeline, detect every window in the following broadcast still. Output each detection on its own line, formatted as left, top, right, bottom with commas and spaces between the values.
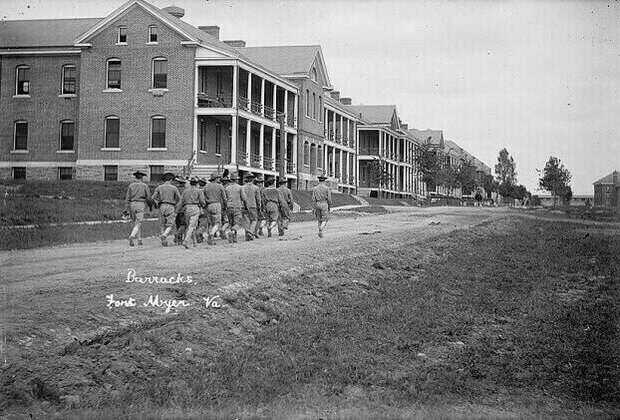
317, 146, 323, 168
151, 116, 166, 148
148, 25, 158, 43
319, 96, 322, 122
312, 92, 317, 119
60, 121, 75, 150
13, 167, 26, 179
16, 65, 30, 95
59, 167, 73, 180
199, 119, 207, 152
14, 121, 28, 150
150, 165, 164, 182
303, 141, 310, 166
104, 165, 118, 181
305, 90, 310, 117
105, 116, 120, 148
215, 123, 222, 155
118, 27, 127, 43
61, 65, 77, 94
152, 58, 168, 89
311, 67, 317, 82
107, 59, 121, 89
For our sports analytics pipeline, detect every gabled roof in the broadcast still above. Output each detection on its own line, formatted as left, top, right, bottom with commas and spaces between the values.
349, 105, 398, 126
74, 0, 241, 57
236, 45, 331, 86
0, 18, 102, 48
593, 171, 620, 186
409, 128, 445, 148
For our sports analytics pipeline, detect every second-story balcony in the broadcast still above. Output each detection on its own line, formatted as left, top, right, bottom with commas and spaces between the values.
264, 105, 275, 120
263, 156, 274, 171
359, 147, 379, 156
197, 93, 233, 108
237, 150, 248, 164
250, 153, 262, 168
250, 100, 262, 116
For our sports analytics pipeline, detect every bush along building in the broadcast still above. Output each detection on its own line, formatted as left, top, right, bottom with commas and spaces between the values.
0, 0, 490, 200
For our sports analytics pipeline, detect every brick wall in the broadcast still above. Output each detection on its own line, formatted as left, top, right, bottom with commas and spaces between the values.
0, 54, 81, 164
77, 4, 195, 162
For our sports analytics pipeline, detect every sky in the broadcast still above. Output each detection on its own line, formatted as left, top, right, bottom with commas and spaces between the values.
2, 0, 619, 195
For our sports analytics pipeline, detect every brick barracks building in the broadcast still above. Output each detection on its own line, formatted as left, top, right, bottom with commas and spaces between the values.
0, 0, 489, 198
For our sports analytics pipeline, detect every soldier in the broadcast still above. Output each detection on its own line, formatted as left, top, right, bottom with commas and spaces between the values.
277, 177, 294, 236
203, 172, 227, 245
254, 176, 266, 237
261, 176, 281, 237
151, 171, 180, 246
223, 172, 246, 244
195, 177, 209, 243
312, 174, 332, 238
176, 176, 206, 249
241, 173, 261, 241
174, 177, 188, 245
125, 170, 150, 246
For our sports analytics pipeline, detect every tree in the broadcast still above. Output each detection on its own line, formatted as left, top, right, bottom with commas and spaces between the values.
455, 161, 478, 195
418, 143, 443, 192
495, 148, 517, 185
538, 156, 572, 207
369, 158, 392, 198
495, 148, 517, 203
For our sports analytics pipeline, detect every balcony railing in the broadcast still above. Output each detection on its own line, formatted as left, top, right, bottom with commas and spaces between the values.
250, 153, 262, 168
237, 150, 248, 164
197, 93, 233, 108
250, 101, 262, 116
359, 147, 379, 156
264, 105, 275, 120
263, 156, 274, 170
286, 114, 295, 127
238, 96, 249, 111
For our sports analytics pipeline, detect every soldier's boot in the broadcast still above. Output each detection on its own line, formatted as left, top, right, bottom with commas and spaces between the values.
227, 231, 233, 244
128, 236, 135, 246
267, 228, 272, 238
160, 235, 167, 246
232, 231, 238, 243
207, 234, 214, 245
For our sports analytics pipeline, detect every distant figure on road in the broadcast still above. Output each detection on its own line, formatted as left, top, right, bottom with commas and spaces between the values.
312, 174, 332, 238
475, 191, 483, 207
151, 172, 180, 246
125, 170, 150, 246
278, 177, 294, 236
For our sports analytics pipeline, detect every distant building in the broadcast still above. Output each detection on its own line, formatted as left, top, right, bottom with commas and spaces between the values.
593, 170, 620, 207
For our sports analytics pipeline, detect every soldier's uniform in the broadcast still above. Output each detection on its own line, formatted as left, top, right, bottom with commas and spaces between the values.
241, 174, 261, 241
254, 176, 266, 236
223, 173, 246, 243
312, 175, 332, 238
277, 178, 294, 236
176, 177, 206, 249
174, 177, 188, 245
125, 170, 150, 246
203, 172, 227, 245
196, 177, 209, 242
151, 172, 180, 246
261, 178, 281, 237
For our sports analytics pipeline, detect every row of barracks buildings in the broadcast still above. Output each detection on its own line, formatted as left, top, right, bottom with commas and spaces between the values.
0, 0, 491, 198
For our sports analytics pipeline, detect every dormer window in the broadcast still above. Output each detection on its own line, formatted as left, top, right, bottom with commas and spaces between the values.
118, 26, 127, 44
148, 25, 158, 43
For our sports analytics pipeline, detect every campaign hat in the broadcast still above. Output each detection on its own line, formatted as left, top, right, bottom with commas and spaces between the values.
133, 170, 147, 178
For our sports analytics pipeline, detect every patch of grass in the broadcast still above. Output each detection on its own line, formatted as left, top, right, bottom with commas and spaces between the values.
337, 205, 387, 213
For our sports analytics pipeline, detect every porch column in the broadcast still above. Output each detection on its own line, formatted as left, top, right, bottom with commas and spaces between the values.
231, 115, 237, 164
339, 115, 344, 144
247, 71, 252, 109
232, 66, 238, 108
260, 79, 265, 116
339, 149, 343, 182
292, 134, 297, 172
332, 111, 336, 141
192, 115, 198, 159
194, 65, 199, 107
246, 119, 251, 165
331, 147, 336, 177
272, 85, 277, 121
259, 124, 265, 168
271, 129, 277, 170
294, 94, 299, 127
284, 90, 288, 124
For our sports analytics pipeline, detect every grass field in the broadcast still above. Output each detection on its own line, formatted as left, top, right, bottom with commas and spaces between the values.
2, 215, 618, 418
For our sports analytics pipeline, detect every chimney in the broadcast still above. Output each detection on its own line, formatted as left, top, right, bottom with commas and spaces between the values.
401, 123, 408, 130
223, 40, 246, 48
339, 97, 352, 105
330, 91, 340, 100
162, 5, 185, 18
199, 26, 220, 40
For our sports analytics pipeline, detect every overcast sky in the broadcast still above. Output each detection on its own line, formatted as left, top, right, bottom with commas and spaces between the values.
3, 0, 619, 194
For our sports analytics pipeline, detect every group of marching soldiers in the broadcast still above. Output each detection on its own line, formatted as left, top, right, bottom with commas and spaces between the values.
124, 168, 332, 249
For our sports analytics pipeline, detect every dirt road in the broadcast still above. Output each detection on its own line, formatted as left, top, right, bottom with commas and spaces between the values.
1, 206, 511, 414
